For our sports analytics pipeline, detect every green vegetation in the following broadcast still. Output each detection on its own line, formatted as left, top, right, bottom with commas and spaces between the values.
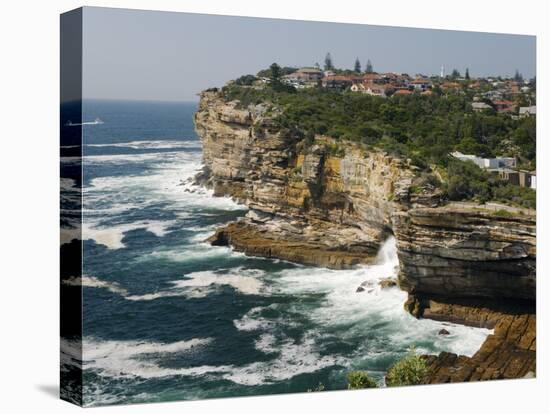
234, 74, 257, 86
385, 349, 429, 387
220, 73, 536, 209
445, 158, 535, 209
307, 382, 326, 392
354, 58, 361, 73
347, 371, 378, 389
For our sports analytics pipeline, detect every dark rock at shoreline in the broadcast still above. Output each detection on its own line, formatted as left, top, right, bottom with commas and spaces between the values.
207, 220, 376, 270
379, 278, 397, 289
413, 297, 535, 383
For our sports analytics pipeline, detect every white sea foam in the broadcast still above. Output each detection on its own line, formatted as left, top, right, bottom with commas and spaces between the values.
60, 177, 78, 191
233, 307, 274, 331
67, 148, 244, 250
81, 333, 343, 386
72, 266, 265, 302
86, 140, 201, 150
239, 237, 491, 358
82, 337, 215, 379
139, 243, 231, 264
63, 275, 129, 296
80, 220, 177, 249
172, 268, 265, 295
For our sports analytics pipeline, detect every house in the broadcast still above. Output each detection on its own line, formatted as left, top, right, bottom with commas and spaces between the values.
518, 170, 534, 188
492, 100, 516, 114
294, 67, 323, 82
471, 102, 493, 112
364, 84, 387, 98
451, 151, 516, 169
350, 83, 365, 93
322, 75, 354, 89
351, 81, 387, 97
483, 90, 504, 101
410, 78, 431, 91
530, 172, 536, 190
488, 168, 519, 186
520, 86, 531, 93
519, 106, 536, 118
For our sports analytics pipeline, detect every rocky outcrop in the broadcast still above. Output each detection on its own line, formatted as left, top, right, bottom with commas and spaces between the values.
194, 90, 536, 302
420, 298, 535, 383
195, 91, 431, 268
194, 90, 536, 382
394, 203, 536, 302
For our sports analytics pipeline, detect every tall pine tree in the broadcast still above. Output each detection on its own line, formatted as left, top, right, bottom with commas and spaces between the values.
365, 59, 373, 73
324, 53, 334, 71
354, 58, 361, 73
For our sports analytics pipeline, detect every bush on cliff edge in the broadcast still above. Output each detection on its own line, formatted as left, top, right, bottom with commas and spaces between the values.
385, 349, 428, 387
347, 371, 378, 389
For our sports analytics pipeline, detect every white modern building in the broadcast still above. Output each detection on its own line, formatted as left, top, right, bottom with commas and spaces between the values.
519, 106, 536, 118
451, 151, 516, 169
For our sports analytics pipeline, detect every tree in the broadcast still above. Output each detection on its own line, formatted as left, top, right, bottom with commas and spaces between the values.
465, 68, 470, 80
235, 74, 257, 86
324, 52, 334, 71
365, 59, 373, 73
269, 62, 281, 82
451, 69, 461, 79
354, 57, 361, 73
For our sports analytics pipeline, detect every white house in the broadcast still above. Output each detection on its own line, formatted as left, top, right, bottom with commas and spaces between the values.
471, 102, 492, 112
519, 106, 536, 118
451, 151, 516, 169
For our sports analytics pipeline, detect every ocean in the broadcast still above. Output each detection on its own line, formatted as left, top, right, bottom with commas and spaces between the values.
61, 99, 491, 406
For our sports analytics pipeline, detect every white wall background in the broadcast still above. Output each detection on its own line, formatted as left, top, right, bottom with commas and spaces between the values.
0, 0, 547, 413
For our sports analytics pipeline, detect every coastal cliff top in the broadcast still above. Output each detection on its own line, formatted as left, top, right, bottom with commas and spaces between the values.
197, 73, 536, 211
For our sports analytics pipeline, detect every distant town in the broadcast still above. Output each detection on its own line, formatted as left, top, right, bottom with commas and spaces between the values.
230, 54, 536, 191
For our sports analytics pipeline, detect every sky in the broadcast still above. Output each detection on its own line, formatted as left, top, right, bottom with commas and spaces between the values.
82, 7, 536, 102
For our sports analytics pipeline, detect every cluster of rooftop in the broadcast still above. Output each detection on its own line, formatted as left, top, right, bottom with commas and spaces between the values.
250, 64, 536, 117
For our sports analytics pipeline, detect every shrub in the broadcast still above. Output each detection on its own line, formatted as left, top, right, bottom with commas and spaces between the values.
347, 371, 378, 389
385, 349, 428, 387
307, 382, 325, 392
235, 74, 257, 86
444, 158, 492, 202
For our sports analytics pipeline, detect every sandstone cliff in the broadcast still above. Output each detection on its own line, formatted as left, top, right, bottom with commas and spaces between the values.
194, 91, 536, 303
193, 90, 536, 381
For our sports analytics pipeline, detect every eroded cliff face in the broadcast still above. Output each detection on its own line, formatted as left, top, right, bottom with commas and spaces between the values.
193, 90, 536, 382
194, 91, 536, 305
395, 204, 536, 308
195, 91, 420, 268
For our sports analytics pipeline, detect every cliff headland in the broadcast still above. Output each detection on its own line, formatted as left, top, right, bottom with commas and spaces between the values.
193, 86, 536, 383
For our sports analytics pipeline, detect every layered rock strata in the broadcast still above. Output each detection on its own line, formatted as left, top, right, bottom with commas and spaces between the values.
193, 90, 536, 381
420, 298, 535, 383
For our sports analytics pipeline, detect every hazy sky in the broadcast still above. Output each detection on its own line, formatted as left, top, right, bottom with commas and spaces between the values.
82, 7, 536, 102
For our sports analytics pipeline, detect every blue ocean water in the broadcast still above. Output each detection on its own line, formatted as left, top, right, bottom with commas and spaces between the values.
61, 100, 491, 406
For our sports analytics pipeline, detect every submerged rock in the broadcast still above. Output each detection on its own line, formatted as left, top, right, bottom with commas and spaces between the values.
379, 278, 397, 289
438, 329, 450, 336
